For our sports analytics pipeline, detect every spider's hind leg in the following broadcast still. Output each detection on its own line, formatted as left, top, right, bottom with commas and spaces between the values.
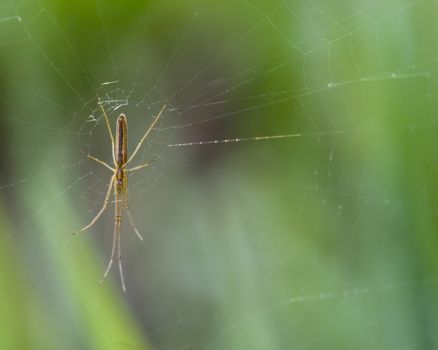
74, 175, 115, 235
124, 177, 144, 241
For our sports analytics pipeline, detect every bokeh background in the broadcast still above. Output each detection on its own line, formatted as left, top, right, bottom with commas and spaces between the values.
1, 0, 438, 349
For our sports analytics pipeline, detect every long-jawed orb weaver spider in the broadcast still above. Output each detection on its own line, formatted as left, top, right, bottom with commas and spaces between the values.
74, 98, 166, 292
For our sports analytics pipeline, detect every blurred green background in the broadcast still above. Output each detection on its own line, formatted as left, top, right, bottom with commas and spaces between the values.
1, 0, 438, 349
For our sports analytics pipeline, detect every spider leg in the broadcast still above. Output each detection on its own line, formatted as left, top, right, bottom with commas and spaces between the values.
74, 175, 115, 234
124, 177, 144, 241
127, 162, 151, 172
100, 183, 126, 291
101, 230, 116, 285
87, 154, 114, 172
126, 104, 166, 165
117, 224, 126, 292
125, 209, 143, 241
98, 97, 117, 165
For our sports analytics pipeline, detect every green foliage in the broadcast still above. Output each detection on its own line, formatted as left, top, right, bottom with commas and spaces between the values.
1, 0, 438, 349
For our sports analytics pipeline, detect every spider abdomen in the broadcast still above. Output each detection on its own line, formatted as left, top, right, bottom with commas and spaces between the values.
116, 113, 128, 167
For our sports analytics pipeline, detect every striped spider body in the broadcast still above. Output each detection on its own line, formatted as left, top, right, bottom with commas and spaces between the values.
74, 101, 166, 292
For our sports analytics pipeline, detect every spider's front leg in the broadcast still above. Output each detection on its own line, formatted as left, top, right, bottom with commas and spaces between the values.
101, 178, 126, 291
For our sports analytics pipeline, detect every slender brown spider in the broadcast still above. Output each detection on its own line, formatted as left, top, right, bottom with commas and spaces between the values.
74, 99, 166, 292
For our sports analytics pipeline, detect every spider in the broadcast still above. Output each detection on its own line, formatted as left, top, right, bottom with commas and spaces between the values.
74, 99, 166, 292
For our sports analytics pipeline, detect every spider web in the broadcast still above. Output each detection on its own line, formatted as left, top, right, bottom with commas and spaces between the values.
0, 0, 438, 349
